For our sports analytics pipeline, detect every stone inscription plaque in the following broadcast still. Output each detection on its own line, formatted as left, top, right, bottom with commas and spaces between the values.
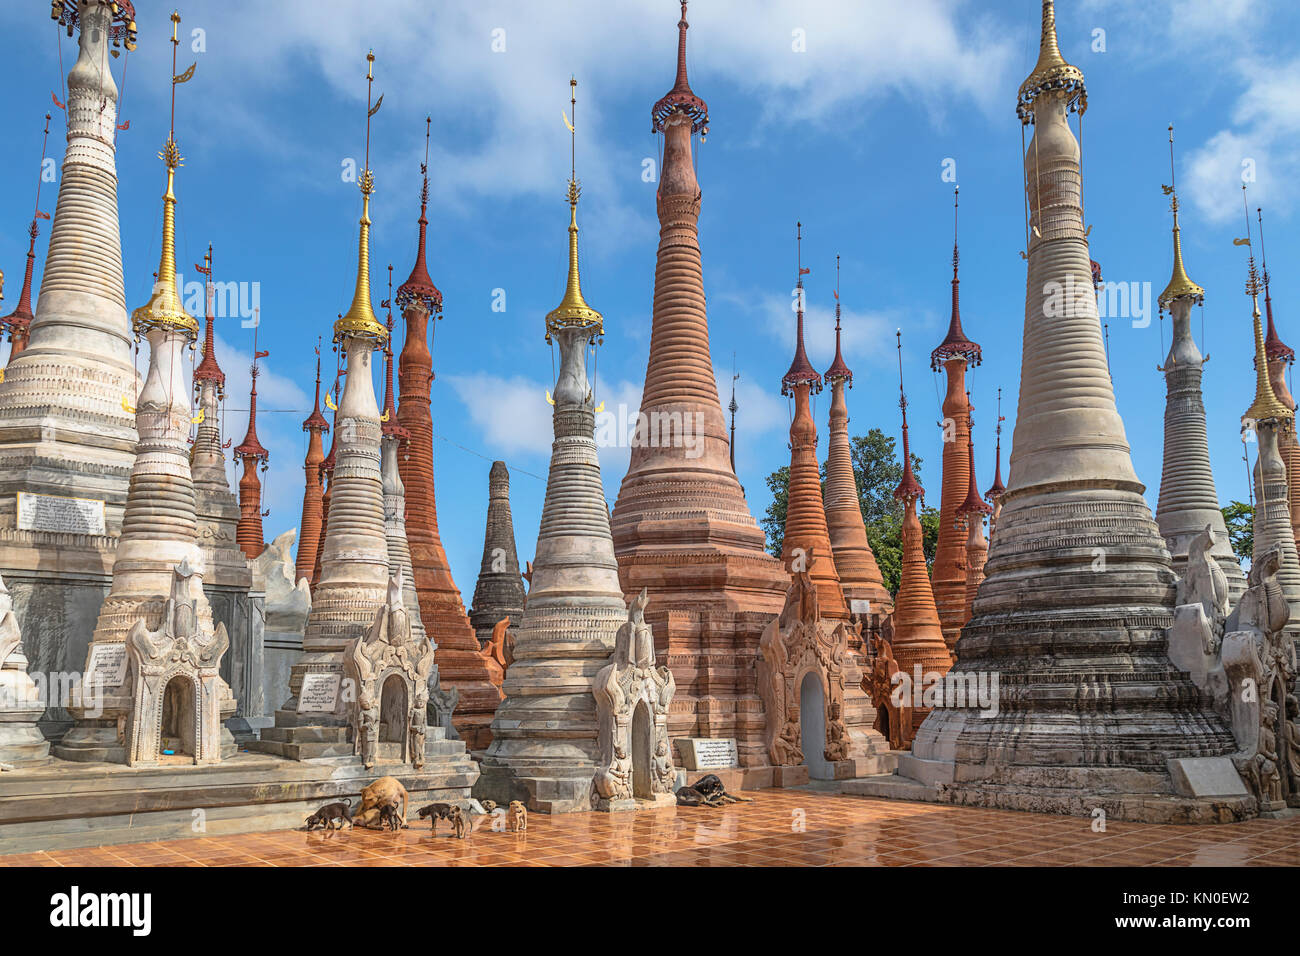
676, 737, 739, 771
86, 643, 128, 688
850, 599, 871, 616
17, 492, 106, 536
298, 673, 341, 714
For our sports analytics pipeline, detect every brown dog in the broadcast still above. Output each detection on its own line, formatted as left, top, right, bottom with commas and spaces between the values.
507, 800, 527, 832
449, 805, 470, 839
352, 776, 409, 829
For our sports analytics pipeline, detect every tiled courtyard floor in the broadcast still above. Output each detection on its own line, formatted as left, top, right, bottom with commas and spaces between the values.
4, 789, 1299, 866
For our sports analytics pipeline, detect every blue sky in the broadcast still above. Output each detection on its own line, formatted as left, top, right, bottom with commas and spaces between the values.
0, 0, 1295, 599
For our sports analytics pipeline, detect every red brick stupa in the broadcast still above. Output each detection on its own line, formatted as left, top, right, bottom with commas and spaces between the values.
234, 319, 270, 560
1, 114, 52, 364
780, 226, 847, 620
928, 188, 980, 652
311, 366, 340, 587
955, 401, 992, 627
394, 119, 503, 749
984, 387, 1007, 538
822, 256, 892, 620
610, 1, 788, 774
295, 343, 330, 587
890, 333, 951, 732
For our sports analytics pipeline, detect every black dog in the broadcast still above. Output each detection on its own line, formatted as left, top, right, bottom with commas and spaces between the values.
378, 803, 405, 831
304, 800, 353, 830
416, 802, 456, 831
674, 785, 708, 807
691, 774, 752, 804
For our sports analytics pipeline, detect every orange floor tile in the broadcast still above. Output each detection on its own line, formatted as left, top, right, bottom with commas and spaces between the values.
3, 790, 1298, 867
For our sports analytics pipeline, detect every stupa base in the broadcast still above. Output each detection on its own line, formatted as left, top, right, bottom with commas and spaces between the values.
844, 750, 1260, 824
474, 760, 598, 814
53, 720, 238, 765
0, 714, 51, 768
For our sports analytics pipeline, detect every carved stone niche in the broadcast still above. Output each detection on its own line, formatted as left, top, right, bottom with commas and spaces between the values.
344, 570, 436, 772
864, 627, 914, 752
125, 554, 237, 767
592, 589, 678, 811
1172, 535, 1300, 814
758, 563, 864, 780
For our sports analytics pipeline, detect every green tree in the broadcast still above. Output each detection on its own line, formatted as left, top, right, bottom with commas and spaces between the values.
761, 427, 938, 594
1221, 501, 1254, 564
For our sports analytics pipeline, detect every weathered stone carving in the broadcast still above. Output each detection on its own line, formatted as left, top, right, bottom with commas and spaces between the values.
343, 570, 436, 771
592, 589, 677, 810
125, 554, 235, 767
1217, 548, 1298, 809
0, 573, 50, 766
864, 630, 914, 751
758, 558, 867, 773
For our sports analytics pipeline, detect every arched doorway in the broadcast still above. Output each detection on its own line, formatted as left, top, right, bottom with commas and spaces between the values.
632, 701, 653, 800
800, 672, 832, 780
379, 674, 408, 759
160, 676, 196, 759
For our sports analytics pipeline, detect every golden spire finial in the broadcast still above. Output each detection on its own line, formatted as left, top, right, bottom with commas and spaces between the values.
335, 50, 387, 345
1017, 0, 1086, 122
131, 8, 197, 337
1241, 185, 1290, 426
1159, 125, 1204, 308
546, 76, 602, 338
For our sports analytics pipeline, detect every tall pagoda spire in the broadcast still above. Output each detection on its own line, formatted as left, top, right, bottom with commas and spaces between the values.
929, 186, 979, 652
61, 10, 234, 763
779, 226, 846, 620
295, 340, 329, 587
1256, 206, 1300, 554
312, 366, 341, 587
955, 399, 992, 627
888, 332, 949, 734
467, 461, 526, 670
189, 243, 250, 600
611, 1, 787, 772
906, 1, 1240, 817
1153, 127, 1246, 601
234, 313, 270, 560
393, 117, 500, 749
260, 51, 393, 734
481, 77, 629, 810
1, 113, 53, 363
1240, 196, 1300, 646
0, 1, 139, 536
984, 386, 1006, 535
823, 255, 892, 618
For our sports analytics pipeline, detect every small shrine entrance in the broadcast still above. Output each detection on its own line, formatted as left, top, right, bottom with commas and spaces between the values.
631, 700, 653, 800
800, 672, 831, 780
159, 675, 196, 759
378, 673, 409, 760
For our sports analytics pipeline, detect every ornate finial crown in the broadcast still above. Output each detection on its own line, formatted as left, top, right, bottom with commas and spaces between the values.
547, 76, 603, 338
782, 222, 821, 395
1159, 125, 1204, 308
53, 0, 137, 49
931, 185, 981, 369
825, 253, 852, 385
894, 329, 923, 501
131, 12, 197, 337
652, 0, 709, 136
335, 52, 387, 346
1241, 186, 1291, 426
1017, 0, 1086, 124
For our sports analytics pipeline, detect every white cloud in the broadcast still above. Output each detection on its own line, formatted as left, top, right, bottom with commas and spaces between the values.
67, 0, 1016, 248
444, 372, 554, 457
753, 291, 901, 371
